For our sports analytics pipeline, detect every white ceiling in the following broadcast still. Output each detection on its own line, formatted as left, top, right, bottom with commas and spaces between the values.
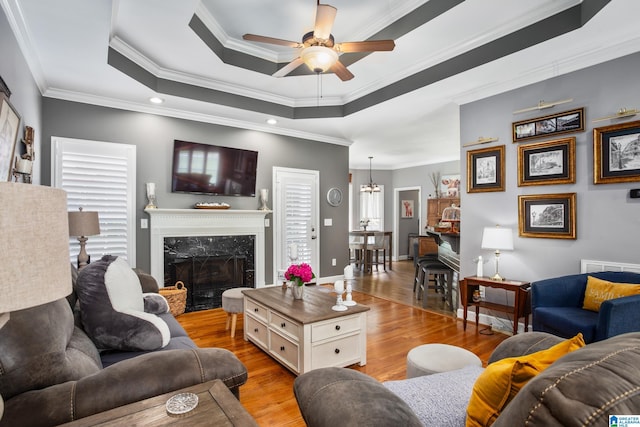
3, 0, 639, 169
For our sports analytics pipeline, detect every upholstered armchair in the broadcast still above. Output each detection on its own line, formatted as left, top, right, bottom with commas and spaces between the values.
531, 271, 640, 343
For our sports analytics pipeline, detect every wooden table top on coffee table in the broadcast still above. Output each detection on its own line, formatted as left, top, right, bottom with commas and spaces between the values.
242, 286, 370, 324
60, 379, 257, 427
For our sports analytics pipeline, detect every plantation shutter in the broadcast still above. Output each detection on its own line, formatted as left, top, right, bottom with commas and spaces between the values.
273, 167, 319, 284
51, 137, 137, 267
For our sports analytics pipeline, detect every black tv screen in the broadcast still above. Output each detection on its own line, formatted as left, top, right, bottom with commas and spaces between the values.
171, 140, 258, 197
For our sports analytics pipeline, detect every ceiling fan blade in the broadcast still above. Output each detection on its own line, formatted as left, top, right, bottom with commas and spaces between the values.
335, 40, 395, 53
330, 60, 354, 81
273, 57, 305, 78
243, 34, 302, 48
313, 4, 337, 40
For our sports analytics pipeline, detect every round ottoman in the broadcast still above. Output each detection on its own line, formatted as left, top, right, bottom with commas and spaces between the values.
221, 287, 252, 338
406, 343, 482, 378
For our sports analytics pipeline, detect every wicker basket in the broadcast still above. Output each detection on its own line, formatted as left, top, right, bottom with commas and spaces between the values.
159, 281, 187, 317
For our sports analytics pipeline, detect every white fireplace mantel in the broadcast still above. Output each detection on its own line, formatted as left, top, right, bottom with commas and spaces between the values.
145, 208, 271, 288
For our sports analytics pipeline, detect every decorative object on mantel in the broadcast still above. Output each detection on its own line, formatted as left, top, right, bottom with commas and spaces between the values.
592, 107, 639, 123
68, 207, 101, 270
285, 263, 315, 300
512, 98, 573, 114
193, 202, 231, 209
259, 188, 269, 210
462, 136, 499, 148
145, 182, 157, 209
331, 279, 347, 311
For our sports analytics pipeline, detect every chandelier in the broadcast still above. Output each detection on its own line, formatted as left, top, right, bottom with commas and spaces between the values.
361, 156, 380, 193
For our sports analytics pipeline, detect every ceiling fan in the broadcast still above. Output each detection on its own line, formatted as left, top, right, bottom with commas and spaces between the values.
243, 1, 395, 81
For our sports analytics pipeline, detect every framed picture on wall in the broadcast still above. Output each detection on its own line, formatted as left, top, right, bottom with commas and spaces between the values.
466, 145, 505, 193
401, 200, 414, 218
0, 95, 21, 181
440, 174, 461, 198
512, 108, 584, 142
517, 137, 576, 186
593, 119, 640, 184
518, 193, 576, 239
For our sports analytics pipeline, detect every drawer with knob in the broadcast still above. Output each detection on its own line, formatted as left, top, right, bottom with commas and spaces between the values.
311, 315, 361, 342
269, 311, 301, 341
311, 333, 360, 370
244, 315, 268, 349
245, 299, 268, 323
269, 330, 299, 371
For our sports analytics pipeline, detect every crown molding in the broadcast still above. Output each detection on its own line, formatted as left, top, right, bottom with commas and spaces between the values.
43, 87, 353, 147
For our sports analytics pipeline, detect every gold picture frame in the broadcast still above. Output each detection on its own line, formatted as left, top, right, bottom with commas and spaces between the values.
517, 137, 576, 186
466, 145, 505, 193
593, 119, 640, 184
518, 193, 576, 239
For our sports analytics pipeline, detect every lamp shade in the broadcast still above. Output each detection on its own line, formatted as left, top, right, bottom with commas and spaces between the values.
301, 46, 338, 73
0, 183, 72, 314
68, 208, 100, 237
481, 226, 514, 250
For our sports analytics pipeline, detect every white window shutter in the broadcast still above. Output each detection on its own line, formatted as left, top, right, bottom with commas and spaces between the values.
51, 137, 137, 267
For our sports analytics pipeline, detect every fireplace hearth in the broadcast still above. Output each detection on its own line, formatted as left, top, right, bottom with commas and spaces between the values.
164, 235, 255, 311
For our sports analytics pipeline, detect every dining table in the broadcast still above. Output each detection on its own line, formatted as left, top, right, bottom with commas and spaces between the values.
349, 230, 393, 273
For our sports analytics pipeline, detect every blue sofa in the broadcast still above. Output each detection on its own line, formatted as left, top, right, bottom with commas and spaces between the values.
531, 271, 640, 343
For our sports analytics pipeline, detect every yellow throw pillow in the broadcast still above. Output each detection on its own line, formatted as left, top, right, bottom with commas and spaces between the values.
465, 333, 585, 427
582, 276, 640, 312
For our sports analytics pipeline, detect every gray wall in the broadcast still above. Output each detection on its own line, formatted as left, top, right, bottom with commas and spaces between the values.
460, 51, 640, 283
0, 10, 42, 183
40, 99, 350, 281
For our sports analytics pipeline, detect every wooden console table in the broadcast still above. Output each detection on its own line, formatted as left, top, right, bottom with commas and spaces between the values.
61, 379, 257, 426
243, 286, 369, 375
460, 276, 531, 335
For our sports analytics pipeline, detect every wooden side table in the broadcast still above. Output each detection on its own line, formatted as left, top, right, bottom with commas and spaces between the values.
460, 276, 531, 335
60, 379, 257, 426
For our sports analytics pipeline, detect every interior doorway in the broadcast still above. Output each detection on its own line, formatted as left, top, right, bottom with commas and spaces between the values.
393, 186, 422, 261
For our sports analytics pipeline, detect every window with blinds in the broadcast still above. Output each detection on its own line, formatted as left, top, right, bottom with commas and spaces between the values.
51, 137, 137, 267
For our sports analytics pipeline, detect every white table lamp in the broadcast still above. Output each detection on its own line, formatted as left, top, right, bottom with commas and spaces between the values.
0, 183, 73, 419
481, 225, 514, 281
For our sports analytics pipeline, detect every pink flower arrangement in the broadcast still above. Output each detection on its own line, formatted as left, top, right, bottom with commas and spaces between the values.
285, 263, 315, 286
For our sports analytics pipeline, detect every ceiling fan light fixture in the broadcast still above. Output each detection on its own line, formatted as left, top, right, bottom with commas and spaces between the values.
301, 46, 338, 73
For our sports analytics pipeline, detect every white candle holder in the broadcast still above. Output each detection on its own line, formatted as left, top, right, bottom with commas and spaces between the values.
343, 279, 356, 306
331, 280, 348, 311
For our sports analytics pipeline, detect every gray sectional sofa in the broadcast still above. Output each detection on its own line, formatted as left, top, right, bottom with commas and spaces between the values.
294, 331, 640, 426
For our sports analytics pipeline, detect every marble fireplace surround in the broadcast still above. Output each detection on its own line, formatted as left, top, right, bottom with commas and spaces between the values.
145, 209, 270, 289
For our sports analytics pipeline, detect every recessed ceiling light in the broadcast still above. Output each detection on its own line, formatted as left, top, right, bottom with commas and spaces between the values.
266, 118, 278, 125
149, 97, 164, 104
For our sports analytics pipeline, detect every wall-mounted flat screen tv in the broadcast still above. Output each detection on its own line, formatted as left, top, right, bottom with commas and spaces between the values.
171, 140, 258, 197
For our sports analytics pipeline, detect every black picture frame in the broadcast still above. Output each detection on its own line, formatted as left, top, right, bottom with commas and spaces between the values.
512, 108, 584, 142
593, 119, 640, 184
518, 137, 575, 186
518, 193, 576, 239
466, 145, 505, 193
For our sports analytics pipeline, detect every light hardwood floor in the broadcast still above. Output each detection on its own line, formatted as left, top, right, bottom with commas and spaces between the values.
177, 260, 507, 426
